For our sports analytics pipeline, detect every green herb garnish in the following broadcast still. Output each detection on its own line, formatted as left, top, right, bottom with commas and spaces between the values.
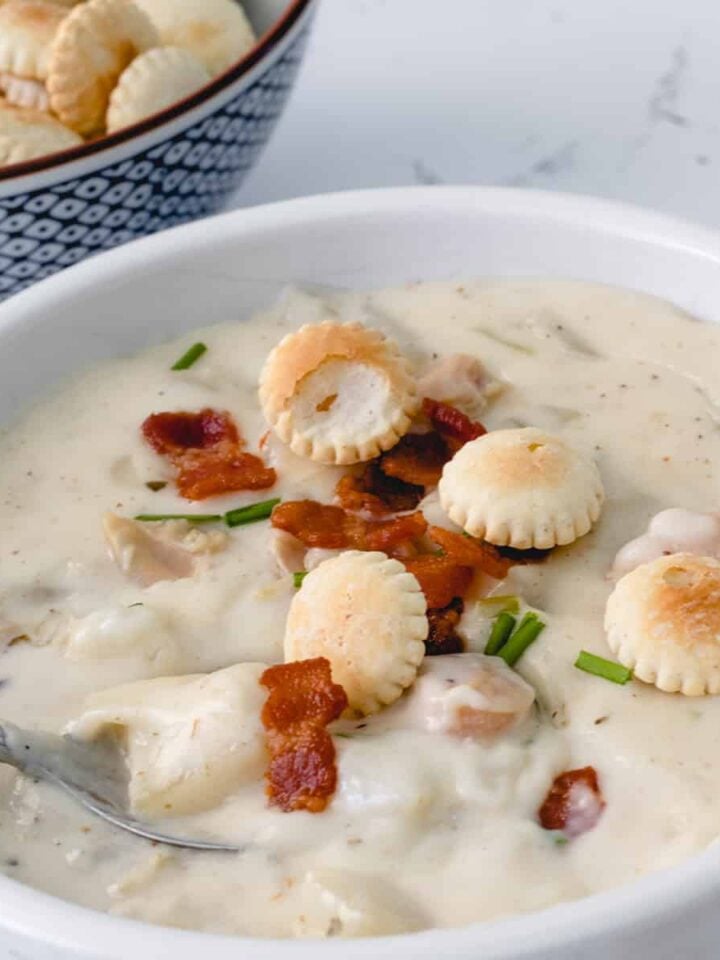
485, 611, 517, 656
171, 342, 207, 371
293, 571, 307, 589
145, 481, 168, 492
134, 498, 280, 529
498, 611, 546, 667
135, 513, 222, 523
548, 830, 569, 847
575, 650, 633, 685
225, 497, 280, 528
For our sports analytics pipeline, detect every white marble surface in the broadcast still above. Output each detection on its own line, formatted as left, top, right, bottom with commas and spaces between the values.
236, 0, 720, 228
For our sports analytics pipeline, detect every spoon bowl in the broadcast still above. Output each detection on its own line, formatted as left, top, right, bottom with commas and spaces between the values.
0, 720, 240, 853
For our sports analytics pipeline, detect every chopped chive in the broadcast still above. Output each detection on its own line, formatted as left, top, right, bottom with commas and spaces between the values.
128, 602, 144, 608
498, 611, 545, 667
145, 481, 167, 492
224, 497, 280, 528
292, 571, 307, 589
575, 650, 633, 685
477, 594, 521, 616
135, 513, 221, 523
171, 342, 207, 371
547, 830, 569, 847
485, 611, 517, 656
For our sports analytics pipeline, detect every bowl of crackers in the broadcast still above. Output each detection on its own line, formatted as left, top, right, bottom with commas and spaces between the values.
0, 0, 315, 300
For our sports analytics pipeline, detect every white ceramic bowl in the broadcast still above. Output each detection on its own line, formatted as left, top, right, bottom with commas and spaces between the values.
1, 186, 720, 960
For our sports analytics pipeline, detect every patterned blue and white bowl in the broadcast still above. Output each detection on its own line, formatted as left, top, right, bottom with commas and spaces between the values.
0, 0, 315, 301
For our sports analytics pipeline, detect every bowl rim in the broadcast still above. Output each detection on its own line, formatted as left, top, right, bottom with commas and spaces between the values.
3, 185, 720, 957
0, 0, 312, 186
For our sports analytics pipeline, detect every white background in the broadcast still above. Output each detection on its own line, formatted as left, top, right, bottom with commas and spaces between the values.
236, 0, 720, 228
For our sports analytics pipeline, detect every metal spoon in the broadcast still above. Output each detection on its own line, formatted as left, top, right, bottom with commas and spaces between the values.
0, 720, 240, 852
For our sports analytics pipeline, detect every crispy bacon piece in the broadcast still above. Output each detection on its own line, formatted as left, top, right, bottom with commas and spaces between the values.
272, 501, 350, 549
422, 397, 486, 443
364, 511, 427, 551
403, 528, 512, 608
176, 447, 275, 500
370, 400, 484, 492
379, 432, 452, 487
261, 657, 348, 813
142, 409, 239, 455
336, 462, 424, 516
141, 408, 275, 501
428, 526, 512, 581
403, 554, 473, 609
425, 598, 465, 656
271, 500, 427, 552
538, 766, 606, 838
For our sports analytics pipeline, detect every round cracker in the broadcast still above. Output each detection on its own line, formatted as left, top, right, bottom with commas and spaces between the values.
133, 0, 255, 76
439, 427, 604, 550
605, 553, 720, 696
106, 46, 209, 133
0, 98, 81, 164
0, 72, 49, 110
47, 0, 158, 135
259, 321, 419, 465
285, 550, 428, 716
0, 0, 67, 81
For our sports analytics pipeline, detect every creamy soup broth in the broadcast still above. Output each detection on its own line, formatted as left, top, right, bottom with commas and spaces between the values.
0, 279, 719, 937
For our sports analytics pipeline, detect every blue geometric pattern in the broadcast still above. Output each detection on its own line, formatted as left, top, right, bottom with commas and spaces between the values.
0, 26, 308, 300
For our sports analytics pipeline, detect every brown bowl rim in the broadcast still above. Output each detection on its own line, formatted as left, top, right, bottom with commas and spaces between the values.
0, 0, 312, 186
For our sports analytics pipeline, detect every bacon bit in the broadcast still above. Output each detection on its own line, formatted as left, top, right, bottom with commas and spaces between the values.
142, 409, 239, 455
422, 397, 486, 443
261, 657, 348, 813
176, 447, 276, 500
336, 473, 391, 517
371, 400, 484, 492
141, 409, 275, 501
271, 500, 427, 552
428, 526, 512, 581
538, 766, 606, 838
364, 511, 427, 551
380, 432, 452, 487
336, 463, 424, 517
425, 598, 465, 655
272, 501, 350, 549
403, 554, 473, 609
404, 528, 511, 608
